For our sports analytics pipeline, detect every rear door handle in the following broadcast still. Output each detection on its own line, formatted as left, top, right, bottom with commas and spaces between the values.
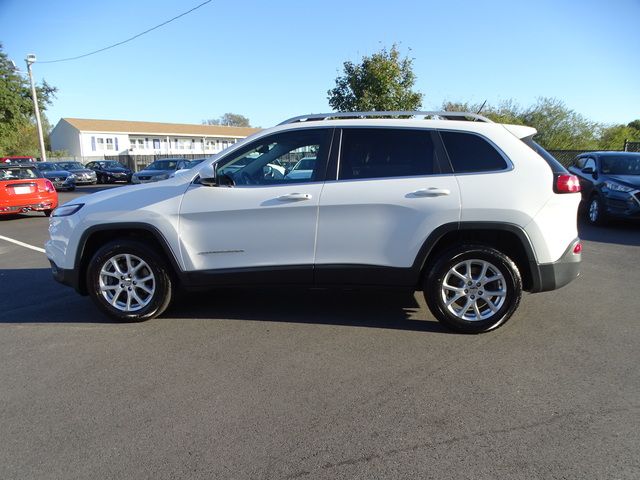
277, 193, 312, 201
410, 188, 450, 197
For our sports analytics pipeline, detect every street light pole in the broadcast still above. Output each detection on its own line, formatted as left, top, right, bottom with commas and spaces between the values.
25, 54, 47, 162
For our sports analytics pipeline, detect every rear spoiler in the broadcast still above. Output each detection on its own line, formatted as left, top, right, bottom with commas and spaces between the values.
502, 124, 537, 139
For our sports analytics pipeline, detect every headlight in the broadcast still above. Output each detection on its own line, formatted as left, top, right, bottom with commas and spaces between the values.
51, 204, 84, 217
69, 174, 76, 179
154, 173, 169, 180
604, 181, 634, 193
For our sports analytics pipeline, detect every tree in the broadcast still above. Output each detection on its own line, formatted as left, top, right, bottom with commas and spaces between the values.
328, 44, 423, 112
0, 43, 57, 156
443, 97, 599, 150
203, 113, 251, 127
627, 119, 640, 131
598, 124, 640, 150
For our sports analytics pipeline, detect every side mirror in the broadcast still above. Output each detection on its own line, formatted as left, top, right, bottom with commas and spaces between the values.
582, 167, 594, 175
199, 163, 217, 186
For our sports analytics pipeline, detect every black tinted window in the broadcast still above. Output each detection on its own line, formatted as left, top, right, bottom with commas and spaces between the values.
339, 129, 437, 180
441, 131, 508, 173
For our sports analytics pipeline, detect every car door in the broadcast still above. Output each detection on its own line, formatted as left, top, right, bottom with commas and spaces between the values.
178, 128, 334, 284
314, 127, 461, 285
572, 156, 597, 199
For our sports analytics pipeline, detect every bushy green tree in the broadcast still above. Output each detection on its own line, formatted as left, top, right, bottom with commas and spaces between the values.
0, 43, 57, 156
203, 113, 251, 127
328, 44, 423, 112
599, 124, 640, 150
443, 97, 599, 150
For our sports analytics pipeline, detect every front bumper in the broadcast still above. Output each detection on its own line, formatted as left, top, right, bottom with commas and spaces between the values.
602, 191, 640, 220
530, 238, 581, 293
49, 259, 84, 294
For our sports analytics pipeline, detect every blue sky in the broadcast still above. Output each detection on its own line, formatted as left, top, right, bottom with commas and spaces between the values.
1, 0, 638, 128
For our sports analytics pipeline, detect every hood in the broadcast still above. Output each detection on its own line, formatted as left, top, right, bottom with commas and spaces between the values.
68, 168, 95, 174
104, 166, 129, 172
42, 170, 72, 177
607, 175, 640, 189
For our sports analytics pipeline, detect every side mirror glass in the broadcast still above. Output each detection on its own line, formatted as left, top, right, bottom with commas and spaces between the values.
582, 166, 594, 175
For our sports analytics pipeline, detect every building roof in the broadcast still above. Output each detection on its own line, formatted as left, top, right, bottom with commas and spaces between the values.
61, 118, 261, 137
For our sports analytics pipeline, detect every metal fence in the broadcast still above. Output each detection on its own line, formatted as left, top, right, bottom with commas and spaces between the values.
624, 141, 640, 152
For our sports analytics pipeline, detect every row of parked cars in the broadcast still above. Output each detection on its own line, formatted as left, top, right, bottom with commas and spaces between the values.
0, 157, 208, 217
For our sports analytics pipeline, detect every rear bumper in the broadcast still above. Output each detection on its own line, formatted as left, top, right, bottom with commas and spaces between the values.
529, 238, 581, 293
0, 200, 57, 214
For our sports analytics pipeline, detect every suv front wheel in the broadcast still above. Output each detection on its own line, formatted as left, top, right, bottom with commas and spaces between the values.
87, 239, 174, 321
424, 245, 522, 333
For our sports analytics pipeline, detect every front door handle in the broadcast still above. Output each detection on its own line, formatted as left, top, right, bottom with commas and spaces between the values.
277, 193, 312, 201
409, 187, 450, 197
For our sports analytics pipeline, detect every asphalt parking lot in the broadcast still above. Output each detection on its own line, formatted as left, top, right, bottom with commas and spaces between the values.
1, 185, 639, 480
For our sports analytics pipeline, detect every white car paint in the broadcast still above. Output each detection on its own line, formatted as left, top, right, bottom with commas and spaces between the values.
45, 116, 580, 285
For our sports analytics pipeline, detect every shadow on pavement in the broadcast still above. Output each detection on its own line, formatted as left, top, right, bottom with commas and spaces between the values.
0, 268, 450, 333
578, 218, 640, 247
169, 288, 450, 333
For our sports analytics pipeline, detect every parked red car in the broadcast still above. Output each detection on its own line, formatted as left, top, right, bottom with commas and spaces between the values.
0, 163, 58, 216
1, 156, 36, 163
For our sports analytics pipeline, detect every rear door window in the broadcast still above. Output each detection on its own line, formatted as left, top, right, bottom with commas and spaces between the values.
440, 131, 508, 173
338, 128, 440, 180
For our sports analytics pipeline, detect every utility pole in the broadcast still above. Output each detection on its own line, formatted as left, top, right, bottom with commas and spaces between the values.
25, 54, 47, 162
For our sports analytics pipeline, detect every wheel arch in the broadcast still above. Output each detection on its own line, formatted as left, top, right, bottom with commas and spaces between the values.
413, 222, 541, 292
74, 223, 183, 295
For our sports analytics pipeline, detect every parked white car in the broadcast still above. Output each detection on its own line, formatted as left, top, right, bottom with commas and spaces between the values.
46, 111, 582, 333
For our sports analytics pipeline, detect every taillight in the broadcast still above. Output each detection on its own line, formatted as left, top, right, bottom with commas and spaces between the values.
554, 174, 581, 193
573, 242, 582, 255
43, 179, 55, 193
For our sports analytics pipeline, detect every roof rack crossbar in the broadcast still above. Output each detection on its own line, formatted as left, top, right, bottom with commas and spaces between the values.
278, 111, 493, 125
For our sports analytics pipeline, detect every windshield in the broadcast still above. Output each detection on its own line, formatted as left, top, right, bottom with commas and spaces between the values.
601, 155, 640, 175
146, 160, 178, 171
0, 166, 40, 180
98, 161, 126, 169
58, 162, 84, 170
37, 163, 62, 171
294, 158, 316, 170
185, 159, 204, 169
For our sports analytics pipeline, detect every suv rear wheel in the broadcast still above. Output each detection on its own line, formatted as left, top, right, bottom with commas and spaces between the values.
87, 239, 173, 321
424, 245, 522, 333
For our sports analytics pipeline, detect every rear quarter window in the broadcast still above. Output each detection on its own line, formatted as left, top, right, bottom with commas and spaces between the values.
440, 131, 508, 173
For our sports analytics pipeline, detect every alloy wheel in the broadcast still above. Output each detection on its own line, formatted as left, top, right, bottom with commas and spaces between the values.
440, 259, 507, 321
98, 254, 156, 312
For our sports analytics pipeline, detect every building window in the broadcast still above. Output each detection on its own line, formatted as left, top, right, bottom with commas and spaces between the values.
115, 138, 119, 151
105, 138, 114, 150
91, 136, 96, 151
145, 138, 149, 149
153, 139, 160, 149
97, 138, 104, 149
137, 139, 144, 149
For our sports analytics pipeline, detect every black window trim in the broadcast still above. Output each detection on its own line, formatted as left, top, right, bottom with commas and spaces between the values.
330, 126, 453, 183
437, 128, 514, 176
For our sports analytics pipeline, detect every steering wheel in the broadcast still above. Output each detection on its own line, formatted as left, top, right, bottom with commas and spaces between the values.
239, 171, 253, 185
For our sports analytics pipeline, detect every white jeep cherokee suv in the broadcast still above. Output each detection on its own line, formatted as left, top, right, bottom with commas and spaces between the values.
46, 111, 582, 333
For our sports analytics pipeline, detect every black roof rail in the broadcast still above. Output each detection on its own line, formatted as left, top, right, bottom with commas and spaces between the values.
278, 111, 493, 125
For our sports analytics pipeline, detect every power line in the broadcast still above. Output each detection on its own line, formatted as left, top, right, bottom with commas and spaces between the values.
38, 0, 212, 64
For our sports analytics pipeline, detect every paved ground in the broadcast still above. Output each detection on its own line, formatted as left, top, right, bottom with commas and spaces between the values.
1, 185, 638, 479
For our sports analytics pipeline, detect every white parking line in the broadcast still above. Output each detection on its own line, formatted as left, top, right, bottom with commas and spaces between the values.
0, 235, 46, 253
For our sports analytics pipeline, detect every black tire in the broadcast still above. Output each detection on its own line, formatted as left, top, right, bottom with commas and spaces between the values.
424, 245, 522, 333
43, 209, 53, 217
97, 174, 103, 184
68, 186, 76, 191
86, 239, 174, 322
586, 195, 607, 225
